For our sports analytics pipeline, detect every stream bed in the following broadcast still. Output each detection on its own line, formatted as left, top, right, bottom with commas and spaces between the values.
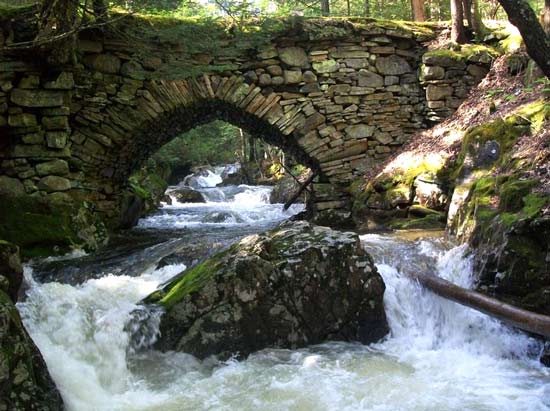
17, 168, 550, 411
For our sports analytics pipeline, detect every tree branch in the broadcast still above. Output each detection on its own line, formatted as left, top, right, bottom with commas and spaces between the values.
2, 13, 131, 51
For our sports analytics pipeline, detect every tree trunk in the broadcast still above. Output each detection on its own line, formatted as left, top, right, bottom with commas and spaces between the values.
239, 128, 246, 164
471, 0, 487, 38
498, 0, 550, 78
542, 0, 550, 35
408, 270, 550, 339
38, 0, 79, 64
451, 0, 467, 43
411, 0, 426, 21
462, 0, 473, 28
248, 135, 256, 162
365, 0, 370, 17
321, 0, 330, 16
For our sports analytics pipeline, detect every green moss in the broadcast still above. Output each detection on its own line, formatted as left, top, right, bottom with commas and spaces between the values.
451, 119, 526, 180
147, 248, 230, 308
499, 179, 538, 212
0, 197, 106, 258
389, 214, 445, 230
424, 44, 500, 63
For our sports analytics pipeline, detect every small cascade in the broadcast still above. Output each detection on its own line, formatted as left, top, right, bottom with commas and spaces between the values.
18, 230, 550, 411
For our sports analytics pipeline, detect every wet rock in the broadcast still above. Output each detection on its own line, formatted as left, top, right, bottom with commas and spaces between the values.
201, 211, 244, 223
171, 188, 205, 203
0, 242, 64, 411
219, 163, 247, 186
0, 241, 23, 302
269, 176, 302, 204
145, 221, 389, 359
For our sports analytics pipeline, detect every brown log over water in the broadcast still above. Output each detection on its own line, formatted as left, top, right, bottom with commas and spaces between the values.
410, 271, 550, 339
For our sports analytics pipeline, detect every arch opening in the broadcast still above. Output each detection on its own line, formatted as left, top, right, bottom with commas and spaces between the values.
113, 99, 322, 186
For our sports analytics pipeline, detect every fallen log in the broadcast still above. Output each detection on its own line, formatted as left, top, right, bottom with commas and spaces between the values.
283, 172, 315, 211
409, 271, 550, 339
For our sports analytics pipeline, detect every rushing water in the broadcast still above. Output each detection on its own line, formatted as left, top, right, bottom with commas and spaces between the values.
17, 167, 550, 411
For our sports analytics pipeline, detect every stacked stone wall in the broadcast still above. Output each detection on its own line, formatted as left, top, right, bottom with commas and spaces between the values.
0, 18, 494, 235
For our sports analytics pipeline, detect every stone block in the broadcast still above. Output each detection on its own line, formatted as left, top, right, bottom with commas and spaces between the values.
0, 176, 25, 197
267, 65, 283, 76
36, 159, 70, 176
421, 65, 445, 81
12, 144, 71, 158
344, 59, 368, 69
258, 46, 278, 60
142, 56, 163, 70
83, 54, 121, 74
46, 131, 68, 149
350, 86, 374, 95
300, 83, 321, 93
426, 84, 453, 101
384, 75, 399, 86
258, 73, 272, 86
283, 70, 302, 84
345, 124, 375, 139
21, 133, 44, 144
375, 55, 411, 75
42, 116, 69, 130
303, 71, 318, 83
18, 75, 40, 89
467, 64, 489, 79
374, 131, 393, 144
11, 88, 64, 108
271, 76, 284, 86
334, 95, 359, 105
8, 113, 36, 127
358, 70, 383, 87
121, 61, 146, 80
279, 47, 308, 68
37, 175, 71, 192
312, 60, 339, 74
44, 72, 75, 90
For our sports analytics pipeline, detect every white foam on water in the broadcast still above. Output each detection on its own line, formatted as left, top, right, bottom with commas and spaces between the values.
17, 174, 550, 411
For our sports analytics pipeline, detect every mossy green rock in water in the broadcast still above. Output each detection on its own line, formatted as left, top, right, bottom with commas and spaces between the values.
145, 221, 388, 359
0, 242, 64, 411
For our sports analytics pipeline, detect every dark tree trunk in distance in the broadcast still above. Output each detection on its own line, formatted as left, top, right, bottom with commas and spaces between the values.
411, 0, 426, 21
542, 0, 550, 35
498, 0, 550, 78
451, 0, 467, 43
321, 0, 330, 16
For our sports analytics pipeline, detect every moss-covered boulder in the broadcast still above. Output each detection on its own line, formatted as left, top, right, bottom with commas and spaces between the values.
145, 221, 388, 359
0, 196, 108, 258
0, 242, 64, 411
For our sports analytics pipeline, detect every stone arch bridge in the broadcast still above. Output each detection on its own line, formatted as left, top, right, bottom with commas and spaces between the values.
0, 16, 492, 247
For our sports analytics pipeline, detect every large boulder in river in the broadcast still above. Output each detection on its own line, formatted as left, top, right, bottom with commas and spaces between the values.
144, 221, 388, 359
170, 188, 205, 203
0, 242, 64, 411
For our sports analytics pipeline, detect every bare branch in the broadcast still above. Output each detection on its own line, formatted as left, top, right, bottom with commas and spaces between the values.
2, 13, 131, 51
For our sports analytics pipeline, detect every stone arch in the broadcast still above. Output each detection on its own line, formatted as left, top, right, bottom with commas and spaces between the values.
111, 79, 323, 184
72, 74, 344, 219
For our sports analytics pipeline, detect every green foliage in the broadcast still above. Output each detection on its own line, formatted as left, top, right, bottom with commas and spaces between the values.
151, 120, 242, 170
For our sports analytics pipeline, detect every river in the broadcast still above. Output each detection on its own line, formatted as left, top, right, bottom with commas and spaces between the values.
17, 166, 550, 411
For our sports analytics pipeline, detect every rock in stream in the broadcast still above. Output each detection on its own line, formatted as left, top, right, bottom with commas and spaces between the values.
144, 221, 389, 359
